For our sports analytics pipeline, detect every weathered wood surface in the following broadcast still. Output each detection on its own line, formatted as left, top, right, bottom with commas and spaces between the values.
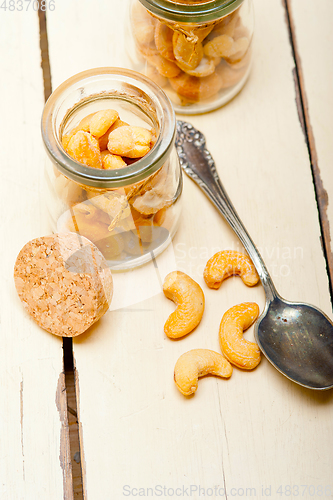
288, 0, 333, 289
0, 9, 71, 500
45, 0, 333, 498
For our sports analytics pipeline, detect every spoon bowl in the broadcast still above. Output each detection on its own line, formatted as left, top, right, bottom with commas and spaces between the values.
256, 296, 333, 389
176, 120, 333, 390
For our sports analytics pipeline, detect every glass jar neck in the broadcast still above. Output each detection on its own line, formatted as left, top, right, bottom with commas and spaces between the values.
138, 0, 244, 23
42, 68, 176, 189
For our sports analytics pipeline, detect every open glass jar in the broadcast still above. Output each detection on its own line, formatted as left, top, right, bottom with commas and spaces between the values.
42, 68, 182, 271
126, 0, 254, 114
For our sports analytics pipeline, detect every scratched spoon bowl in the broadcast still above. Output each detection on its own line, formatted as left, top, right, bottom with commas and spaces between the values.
176, 121, 333, 390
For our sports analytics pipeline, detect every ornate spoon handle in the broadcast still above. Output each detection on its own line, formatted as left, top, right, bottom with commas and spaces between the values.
176, 120, 278, 302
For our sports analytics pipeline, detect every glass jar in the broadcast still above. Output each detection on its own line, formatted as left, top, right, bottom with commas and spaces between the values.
41, 68, 182, 271
126, 0, 254, 114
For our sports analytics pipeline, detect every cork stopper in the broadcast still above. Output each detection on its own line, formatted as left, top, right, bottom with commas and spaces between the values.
14, 233, 113, 337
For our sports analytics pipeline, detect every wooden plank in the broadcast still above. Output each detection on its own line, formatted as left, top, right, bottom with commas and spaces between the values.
46, 0, 130, 90
46, 0, 333, 498
287, 0, 333, 288
0, 9, 71, 500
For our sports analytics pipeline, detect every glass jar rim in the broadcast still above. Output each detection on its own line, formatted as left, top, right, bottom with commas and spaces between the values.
138, 0, 244, 23
41, 67, 176, 189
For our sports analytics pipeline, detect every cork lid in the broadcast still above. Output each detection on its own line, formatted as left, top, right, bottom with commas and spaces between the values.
14, 233, 113, 337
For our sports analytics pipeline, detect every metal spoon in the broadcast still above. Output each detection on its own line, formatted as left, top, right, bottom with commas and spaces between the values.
176, 120, 333, 390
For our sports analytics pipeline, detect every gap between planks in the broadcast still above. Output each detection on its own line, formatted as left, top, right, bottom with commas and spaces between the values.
38, 8, 52, 102
64, 339, 85, 500
284, 0, 333, 303
38, 8, 84, 499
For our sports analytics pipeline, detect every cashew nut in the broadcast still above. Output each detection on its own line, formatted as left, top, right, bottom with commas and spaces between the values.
131, 0, 156, 46
131, 163, 175, 215
169, 71, 223, 102
89, 109, 119, 139
174, 349, 232, 396
173, 32, 204, 71
204, 250, 259, 289
219, 302, 261, 370
182, 56, 216, 78
163, 271, 205, 339
66, 131, 102, 169
155, 21, 175, 61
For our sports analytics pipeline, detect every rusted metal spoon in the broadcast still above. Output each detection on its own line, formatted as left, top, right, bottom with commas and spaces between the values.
176, 120, 333, 390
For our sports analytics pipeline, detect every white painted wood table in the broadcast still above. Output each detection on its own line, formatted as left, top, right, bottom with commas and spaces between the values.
1, 1, 333, 499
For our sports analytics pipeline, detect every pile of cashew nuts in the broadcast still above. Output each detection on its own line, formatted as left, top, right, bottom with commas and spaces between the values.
163, 250, 261, 396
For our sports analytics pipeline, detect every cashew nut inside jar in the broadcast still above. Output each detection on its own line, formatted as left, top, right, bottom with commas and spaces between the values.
42, 68, 182, 271
126, 0, 254, 114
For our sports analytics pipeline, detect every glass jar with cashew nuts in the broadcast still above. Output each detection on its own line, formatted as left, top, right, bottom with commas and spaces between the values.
42, 68, 182, 271
127, 0, 254, 114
